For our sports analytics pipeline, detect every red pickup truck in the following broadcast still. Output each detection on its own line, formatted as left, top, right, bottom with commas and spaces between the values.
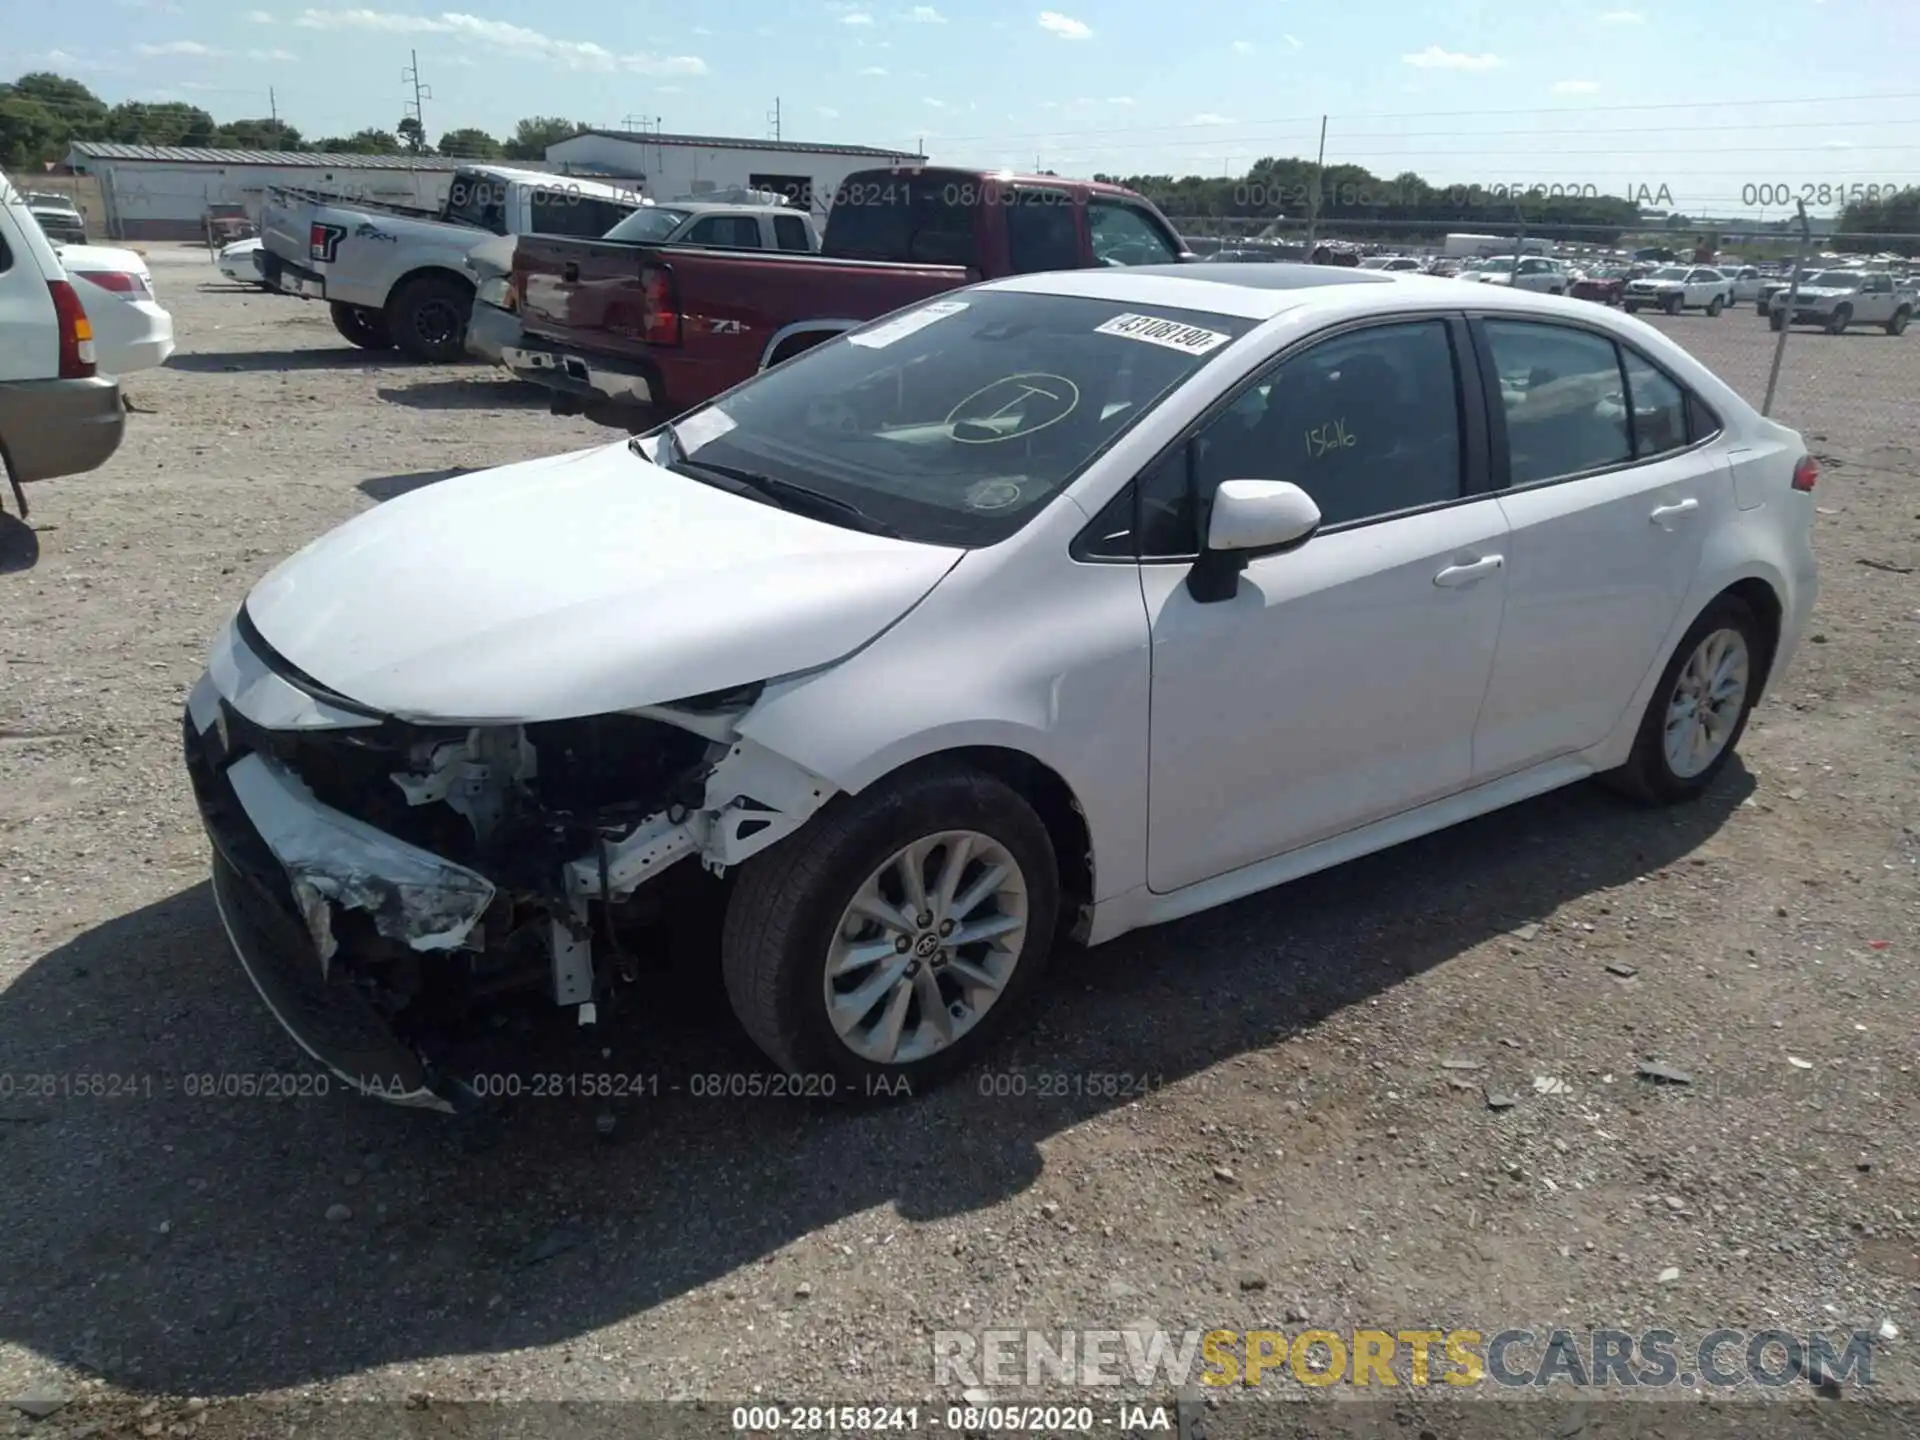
504, 165, 1192, 428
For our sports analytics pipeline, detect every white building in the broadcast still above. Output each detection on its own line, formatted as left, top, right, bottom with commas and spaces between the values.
544, 130, 925, 215
64, 143, 535, 240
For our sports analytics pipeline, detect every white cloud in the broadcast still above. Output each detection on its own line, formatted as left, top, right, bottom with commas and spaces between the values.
841, 9, 874, 22
860, 63, 888, 74
1231, 38, 1254, 52
818, 105, 839, 116
692, 24, 712, 33
116, 0, 182, 11
291, 8, 705, 72
1552, 78, 1600, 93
1186, 112, 1233, 125
245, 7, 273, 18
247, 46, 297, 58
1038, 10, 1091, 39
1598, 8, 1644, 19
924, 97, 946, 107
1822, 139, 1852, 149
136, 38, 223, 54
908, 4, 945, 18
1284, 32, 1302, 48
1107, 94, 1134, 104
1402, 44, 1503, 69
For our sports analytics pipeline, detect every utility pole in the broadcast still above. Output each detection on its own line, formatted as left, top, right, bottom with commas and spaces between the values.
1302, 114, 1328, 254
402, 49, 432, 150
269, 86, 277, 127
767, 96, 781, 142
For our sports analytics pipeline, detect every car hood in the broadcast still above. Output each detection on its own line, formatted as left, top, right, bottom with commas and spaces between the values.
242, 442, 966, 724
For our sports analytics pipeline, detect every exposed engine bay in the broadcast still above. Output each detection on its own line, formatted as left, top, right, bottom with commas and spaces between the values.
184, 632, 838, 1112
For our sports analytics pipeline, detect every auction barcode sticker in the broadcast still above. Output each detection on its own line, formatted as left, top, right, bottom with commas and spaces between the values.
1094, 313, 1232, 354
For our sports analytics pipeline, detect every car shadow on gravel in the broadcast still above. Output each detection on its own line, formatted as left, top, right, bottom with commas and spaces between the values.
164, 350, 398, 374
356, 468, 471, 503
0, 512, 40, 572
0, 767, 1751, 1395
377, 380, 551, 411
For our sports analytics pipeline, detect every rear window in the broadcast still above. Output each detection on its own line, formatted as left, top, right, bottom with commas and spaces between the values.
822, 175, 977, 267
529, 189, 634, 238
773, 213, 813, 252
647, 289, 1255, 547
602, 207, 694, 243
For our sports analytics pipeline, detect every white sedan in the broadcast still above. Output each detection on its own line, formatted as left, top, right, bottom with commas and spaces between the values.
183, 266, 1819, 1108
55, 243, 175, 376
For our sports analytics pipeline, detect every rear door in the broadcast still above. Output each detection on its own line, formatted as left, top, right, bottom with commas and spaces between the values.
0, 181, 59, 380
1471, 316, 1731, 778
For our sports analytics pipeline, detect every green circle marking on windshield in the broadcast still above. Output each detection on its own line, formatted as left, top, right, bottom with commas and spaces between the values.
945, 374, 1081, 444
965, 479, 1024, 511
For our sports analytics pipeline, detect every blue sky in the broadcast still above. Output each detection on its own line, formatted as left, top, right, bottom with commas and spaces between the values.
7, 0, 1919, 217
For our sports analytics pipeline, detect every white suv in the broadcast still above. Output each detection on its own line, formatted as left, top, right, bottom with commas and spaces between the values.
1623, 266, 1733, 316
0, 172, 125, 517
1461, 256, 1570, 293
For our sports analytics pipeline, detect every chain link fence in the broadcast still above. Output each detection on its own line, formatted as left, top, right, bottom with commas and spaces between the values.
1164, 215, 1919, 451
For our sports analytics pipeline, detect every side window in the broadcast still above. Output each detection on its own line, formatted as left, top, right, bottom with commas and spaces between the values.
1686, 392, 1722, 443
1620, 349, 1688, 458
529, 190, 614, 238
1077, 480, 1140, 560
773, 214, 812, 252
1482, 320, 1631, 486
1087, 200, 1181, 267
1005, 189, 1079, 273
0, 231, 11, 274
1190, 321, 1465, 530
1866, 274, 1892, 293
686, 215, 764, 249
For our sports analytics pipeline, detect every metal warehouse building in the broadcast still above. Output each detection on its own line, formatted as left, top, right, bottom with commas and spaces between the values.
63, 143, 488, 240
542, 130, 926, 213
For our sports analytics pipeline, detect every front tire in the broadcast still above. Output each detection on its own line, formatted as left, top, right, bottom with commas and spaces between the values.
1706, 294, 1725, 316
328, 301, 393, 350
1662, 293, 1682, 315
1605, 595, 1766, 805
1887, 306, 1910, 336
721, 763, 1061, 1098
1826, 304, 1851, 335
387, 274, 474, 363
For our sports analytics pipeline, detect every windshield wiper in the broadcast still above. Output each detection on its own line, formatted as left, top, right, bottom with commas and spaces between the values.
684, 459, 903, 538
630, 427, 901, 537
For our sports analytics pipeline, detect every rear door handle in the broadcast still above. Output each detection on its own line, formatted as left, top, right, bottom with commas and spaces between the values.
1649, 498, 1699, 525
1433, 555, 1504, 588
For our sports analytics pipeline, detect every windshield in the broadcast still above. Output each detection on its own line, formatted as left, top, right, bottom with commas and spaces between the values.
640, 290, 1256, 547
601, 206, 694, 242
1649, 267, 1691, 280
1804, 271, 1859, 288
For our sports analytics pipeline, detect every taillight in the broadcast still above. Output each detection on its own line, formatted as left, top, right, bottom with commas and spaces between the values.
74, 269, 150, 297
48, 280, 96, 379
640, 263, 681, 346
1791, 455, 1818, 492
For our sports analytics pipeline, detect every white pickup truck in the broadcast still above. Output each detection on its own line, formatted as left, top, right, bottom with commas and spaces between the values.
1622, 265, 1733, 315
1767, 268, 1915, 335
257, 163, 643, 361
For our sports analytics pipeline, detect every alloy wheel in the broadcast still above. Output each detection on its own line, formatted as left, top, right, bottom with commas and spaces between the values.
1663, 627, 1750, 779
823, 830, 1028, 1066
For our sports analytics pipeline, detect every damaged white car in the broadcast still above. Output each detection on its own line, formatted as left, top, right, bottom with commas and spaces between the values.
185, 264, 1818, 1110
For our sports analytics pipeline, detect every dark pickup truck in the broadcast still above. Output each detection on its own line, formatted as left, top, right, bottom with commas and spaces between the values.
506, 166, 1192, 428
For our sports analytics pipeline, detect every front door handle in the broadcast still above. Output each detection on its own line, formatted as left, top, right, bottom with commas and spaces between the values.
1650, 498, 1699, 525
1434, 555, 1504, 588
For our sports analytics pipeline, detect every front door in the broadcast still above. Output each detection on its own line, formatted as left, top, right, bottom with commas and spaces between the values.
1142, 317, 1509, 894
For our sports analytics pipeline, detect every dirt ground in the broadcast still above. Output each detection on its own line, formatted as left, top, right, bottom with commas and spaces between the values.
1, 246, 1917, 1432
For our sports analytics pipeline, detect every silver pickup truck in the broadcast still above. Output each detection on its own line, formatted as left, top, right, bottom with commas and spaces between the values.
257, 164, 642, 361
1767, 268, 1916, 335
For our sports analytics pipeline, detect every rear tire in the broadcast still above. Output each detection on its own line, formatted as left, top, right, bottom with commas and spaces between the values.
1603, 594, 1767, 806
1624, 302, 1641, 314
328, 301, 393, 351
387, 274, 474, 363
720, 763, 1060, 1100
1887, 306, 1910, 336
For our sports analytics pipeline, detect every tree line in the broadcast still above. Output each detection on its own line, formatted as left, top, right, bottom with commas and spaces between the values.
1, 72, 590, 168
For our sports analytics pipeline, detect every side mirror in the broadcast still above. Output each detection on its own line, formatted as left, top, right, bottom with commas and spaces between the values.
1186, 480, 1322, 603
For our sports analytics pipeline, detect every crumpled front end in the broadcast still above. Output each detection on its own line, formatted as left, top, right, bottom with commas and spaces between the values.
183, 608, 836, 1109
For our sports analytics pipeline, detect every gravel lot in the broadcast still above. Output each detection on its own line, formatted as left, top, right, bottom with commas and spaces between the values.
2, 246, 1917, 1431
